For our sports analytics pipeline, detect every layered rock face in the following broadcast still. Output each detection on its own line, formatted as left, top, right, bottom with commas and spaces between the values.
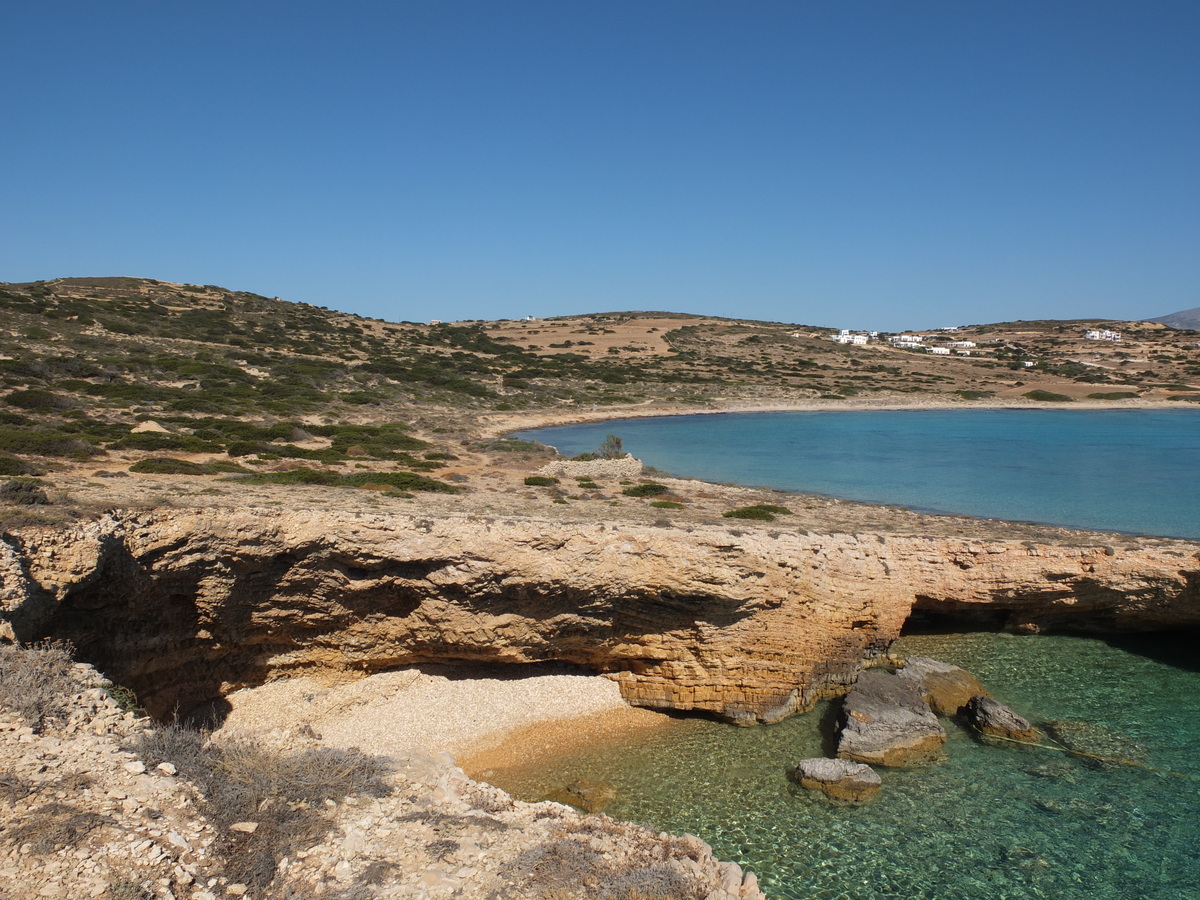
1, 507, 1197, 723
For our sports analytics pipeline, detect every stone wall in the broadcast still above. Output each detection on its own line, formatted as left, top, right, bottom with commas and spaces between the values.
535, 454, 644, 480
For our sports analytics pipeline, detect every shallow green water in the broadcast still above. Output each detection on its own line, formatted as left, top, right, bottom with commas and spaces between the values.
488, 633, 1200, 899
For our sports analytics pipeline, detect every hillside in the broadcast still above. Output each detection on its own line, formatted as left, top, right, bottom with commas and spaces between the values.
1, 275, 1199, 520
1150, 305, 1200, 330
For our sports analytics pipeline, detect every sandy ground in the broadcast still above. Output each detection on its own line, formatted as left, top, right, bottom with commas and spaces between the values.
216, 663, 676, 777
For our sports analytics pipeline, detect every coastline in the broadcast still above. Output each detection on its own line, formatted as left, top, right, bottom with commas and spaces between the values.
479, 395, 1194, 439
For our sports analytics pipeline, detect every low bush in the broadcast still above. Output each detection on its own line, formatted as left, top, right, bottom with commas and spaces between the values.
0, 454, 41, 476
524, 475, 559, 486
1022, 390, 1073, 402
111, 432, 223, 453
0, 425, 99, 457
722, 504, 793, 521
649, 500, 685, 509
229, 467, 459, 494
0, 641, 79, 731
1087, 391, 1141, 400
622, 483, 668, 497
4, 389, 76, 411
133, 724, 392, 890
128, 457, 213, 476
0, 477, 50, 505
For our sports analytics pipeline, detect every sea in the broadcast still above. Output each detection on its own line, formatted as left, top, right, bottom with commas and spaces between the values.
500, 409, 1200, 900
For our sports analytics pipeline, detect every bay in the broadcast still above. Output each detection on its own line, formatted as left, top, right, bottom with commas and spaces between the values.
514, 408, 1200, 539
498, 408, 1200, 898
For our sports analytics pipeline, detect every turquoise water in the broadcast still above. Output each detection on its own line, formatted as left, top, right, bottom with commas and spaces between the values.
514, 409, 1200, 539
488, 633, 1200, 900
500, 409, 1200, 897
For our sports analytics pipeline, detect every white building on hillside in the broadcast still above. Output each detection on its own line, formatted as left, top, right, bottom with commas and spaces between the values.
947, 341, 977, 348
928, 346, 951, 355
1085, 329, 1122, 342
831, 330, 869, 345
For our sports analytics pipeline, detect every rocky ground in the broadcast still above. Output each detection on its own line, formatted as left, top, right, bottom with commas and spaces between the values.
0, 645, 764, 900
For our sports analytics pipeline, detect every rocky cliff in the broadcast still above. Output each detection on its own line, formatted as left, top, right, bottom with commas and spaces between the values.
2, 508, 1197, 723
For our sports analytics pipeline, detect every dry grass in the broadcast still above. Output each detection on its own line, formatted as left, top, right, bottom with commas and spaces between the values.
0, 640, 80, 731
132, 722, 392, 891
4, 801, 114, 854
510, 833, 706, 900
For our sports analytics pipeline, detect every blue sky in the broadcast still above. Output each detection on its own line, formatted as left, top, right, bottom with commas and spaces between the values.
3, 1, 1197, 331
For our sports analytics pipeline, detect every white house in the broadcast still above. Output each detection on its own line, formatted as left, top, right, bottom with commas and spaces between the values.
830, 331, 869, 345
928, 346, 951, 355
1085, 329, 1122, 342
947, 341, 977, 348
893, 340, 923, 349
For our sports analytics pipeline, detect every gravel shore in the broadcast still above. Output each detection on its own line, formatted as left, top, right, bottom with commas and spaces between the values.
217, 662, 673, 770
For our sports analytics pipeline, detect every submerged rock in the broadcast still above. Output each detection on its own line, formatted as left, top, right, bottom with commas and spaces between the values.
1043, 720, 1148, 769
964, 694, 1038, 742
836, 670, 946, 767
896, 656, 987, 715
557, 778, 618, 813
790, 757, 881, 804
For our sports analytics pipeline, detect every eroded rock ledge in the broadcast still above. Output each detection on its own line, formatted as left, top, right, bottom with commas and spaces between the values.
2, 508, 1197, 723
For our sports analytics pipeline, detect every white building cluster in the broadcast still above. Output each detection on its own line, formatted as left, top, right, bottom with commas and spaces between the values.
830, 329, 871, 345
1085, 329, 1122, 342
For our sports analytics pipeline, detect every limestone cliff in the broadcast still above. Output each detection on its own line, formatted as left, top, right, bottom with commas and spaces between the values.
2, 508, 1197, 723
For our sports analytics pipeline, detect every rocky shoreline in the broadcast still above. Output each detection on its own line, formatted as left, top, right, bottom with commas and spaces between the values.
3, 505, 1196, 726
0, 648, 765, 900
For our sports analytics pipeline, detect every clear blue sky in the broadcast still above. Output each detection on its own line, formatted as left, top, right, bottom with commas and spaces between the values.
3, 1, 1197, 331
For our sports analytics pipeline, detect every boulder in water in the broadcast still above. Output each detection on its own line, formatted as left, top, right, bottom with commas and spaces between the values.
790, 757, 881, 804
964, 694, 1038, 742
557, 778, 618, 813
896, 656, 987, 715
836, 670, 946, 767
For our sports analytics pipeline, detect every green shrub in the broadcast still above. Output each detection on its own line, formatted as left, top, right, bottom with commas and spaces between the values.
0, 478, 50, 505
229, 467, 459, 493
0, 426, 99, 457
722, 504, 793, 521
598, 434, 624, 458
622, 483, 668, 497
0, 454, 41, 476
649, 500, 685, 509
129, 457, 213, 475
4, 389, 76, 411
1023, 390, 1073, 402
1087, 391, 1141, 400
111, 432, 223, 453
955, 390, 995, 400
524, 475, 559, 486
472, 438, 549, 453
